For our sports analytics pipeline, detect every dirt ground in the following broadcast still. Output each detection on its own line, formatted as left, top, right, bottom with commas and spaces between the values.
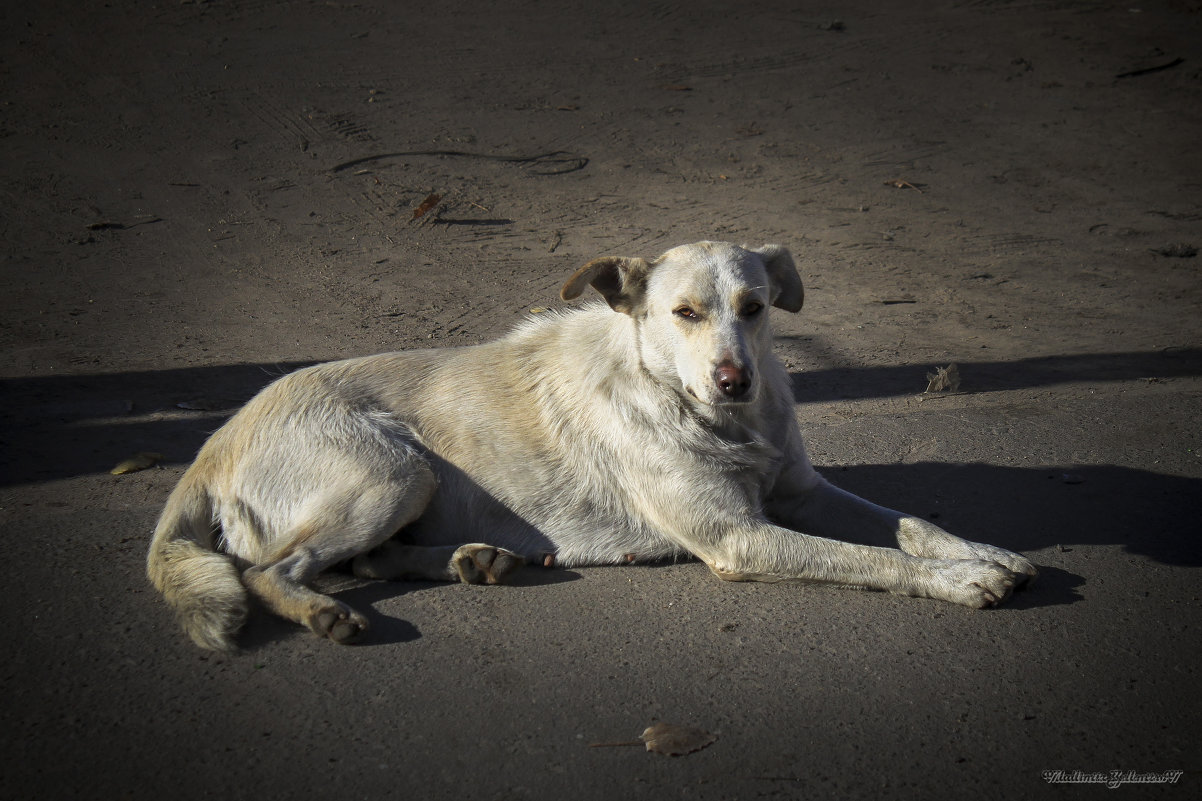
2, 0, 1201, 798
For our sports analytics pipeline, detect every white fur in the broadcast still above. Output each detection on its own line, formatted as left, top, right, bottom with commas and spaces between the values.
147, 241, 1036, 649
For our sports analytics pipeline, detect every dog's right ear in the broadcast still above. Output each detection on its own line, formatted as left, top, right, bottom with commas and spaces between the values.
753, 244, 804, 313
560, 256, 652, 315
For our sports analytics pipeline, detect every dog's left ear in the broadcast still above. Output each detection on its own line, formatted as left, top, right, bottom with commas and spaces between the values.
560, 256, 652, 315
753, 244, 804, 312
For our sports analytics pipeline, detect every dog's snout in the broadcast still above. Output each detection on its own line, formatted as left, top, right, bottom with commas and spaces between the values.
715, 361, 752, 399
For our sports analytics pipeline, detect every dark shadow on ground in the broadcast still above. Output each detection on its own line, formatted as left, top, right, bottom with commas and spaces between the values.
4, 348, 1200, 485
237, 566, 584, 651
822, 462, 1202, 568
784, 346, 1202, 403
1003, 567, 1083, 609
4, 357, 1199, 575
0, 362, 314, 485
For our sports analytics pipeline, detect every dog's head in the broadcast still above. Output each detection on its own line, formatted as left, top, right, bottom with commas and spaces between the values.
561, 241, 803, 407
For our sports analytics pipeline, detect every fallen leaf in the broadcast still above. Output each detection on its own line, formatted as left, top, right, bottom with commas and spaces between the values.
924, 364, 960, 393
885, 179, 924, 193
111, 452, 163, 475
529, 307, 548, 314
411, 193, 442, 220
640, 722, 717, 756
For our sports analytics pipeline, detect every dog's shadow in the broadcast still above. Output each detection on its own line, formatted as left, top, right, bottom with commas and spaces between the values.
988, 565, 1081, 609
238, 452, 1201, 648
823, 461, 1202, 610
238, 566, 583, 650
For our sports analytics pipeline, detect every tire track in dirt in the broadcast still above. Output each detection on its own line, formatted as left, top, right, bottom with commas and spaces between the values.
239, 91, 329, 153
960, 232, 1064, 256
653, 21, 896, 84
152, 0, 380, 26
307, 107, 378, 144
862, 141, 951, 170
219, 87, 405, 254
952, 0, 1107, 13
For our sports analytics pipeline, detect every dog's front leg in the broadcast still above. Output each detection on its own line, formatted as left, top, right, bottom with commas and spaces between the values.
765, 477, 1037, 587
699, 519, 1020, 608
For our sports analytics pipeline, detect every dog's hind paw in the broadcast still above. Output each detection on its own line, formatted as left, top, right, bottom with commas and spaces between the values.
309, 601, 369, 644
452, 544, 525, 585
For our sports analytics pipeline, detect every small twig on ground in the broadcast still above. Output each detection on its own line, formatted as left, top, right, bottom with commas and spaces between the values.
1115, 57, 1184, 79
885, 179, 924, 193
330, 149, 588, 175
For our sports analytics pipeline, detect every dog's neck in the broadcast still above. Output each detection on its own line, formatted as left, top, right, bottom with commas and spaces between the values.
678, 390, 767, 446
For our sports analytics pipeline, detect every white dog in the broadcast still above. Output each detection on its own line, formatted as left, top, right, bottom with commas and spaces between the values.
148, 241, 1036, 649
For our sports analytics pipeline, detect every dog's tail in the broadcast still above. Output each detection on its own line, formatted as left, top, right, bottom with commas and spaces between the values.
147, 471, 246, 651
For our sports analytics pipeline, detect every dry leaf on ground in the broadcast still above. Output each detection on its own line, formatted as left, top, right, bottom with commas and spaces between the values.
110, 452, 162, 475
411, 193, 442, 220
924, 364, 961, 393
640, 722, 717, 756
589, 722, 717, 756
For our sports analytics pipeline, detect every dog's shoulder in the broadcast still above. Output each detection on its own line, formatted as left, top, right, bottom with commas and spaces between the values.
489, 302, 640, 380
504, 300, 625, 345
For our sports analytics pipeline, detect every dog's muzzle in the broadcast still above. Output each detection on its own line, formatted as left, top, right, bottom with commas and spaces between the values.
714, 361, 752, 401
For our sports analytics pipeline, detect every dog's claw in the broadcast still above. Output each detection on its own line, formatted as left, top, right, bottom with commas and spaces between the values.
975, 583, 1007, 607
937, 559, 1018, 608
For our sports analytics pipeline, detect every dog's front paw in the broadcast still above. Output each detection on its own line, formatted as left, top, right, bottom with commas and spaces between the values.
959, 542, 1037, 587
898, 519, 1036, 587
452, 544, 525, 585
933, 559, 1019, 609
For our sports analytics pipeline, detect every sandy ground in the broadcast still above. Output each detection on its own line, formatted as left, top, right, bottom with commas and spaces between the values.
2, 0, 1201, 797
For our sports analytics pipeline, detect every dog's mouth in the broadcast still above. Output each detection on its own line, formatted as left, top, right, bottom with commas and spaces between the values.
685, 386, 754, 406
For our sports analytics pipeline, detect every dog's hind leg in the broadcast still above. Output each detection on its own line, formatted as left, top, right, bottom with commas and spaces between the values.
352, 542, 524, 585
241, 470, 437, 644
244, 546, 368, 643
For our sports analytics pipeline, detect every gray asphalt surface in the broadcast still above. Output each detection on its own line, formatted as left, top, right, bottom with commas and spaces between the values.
2, 1, 1200, 798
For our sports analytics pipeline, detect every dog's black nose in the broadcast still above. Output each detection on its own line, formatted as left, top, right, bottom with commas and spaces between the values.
715, 362, 751, 399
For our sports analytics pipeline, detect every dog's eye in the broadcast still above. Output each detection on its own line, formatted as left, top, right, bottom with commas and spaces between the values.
674, 306, 699, 320
743, 302, 764, 317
